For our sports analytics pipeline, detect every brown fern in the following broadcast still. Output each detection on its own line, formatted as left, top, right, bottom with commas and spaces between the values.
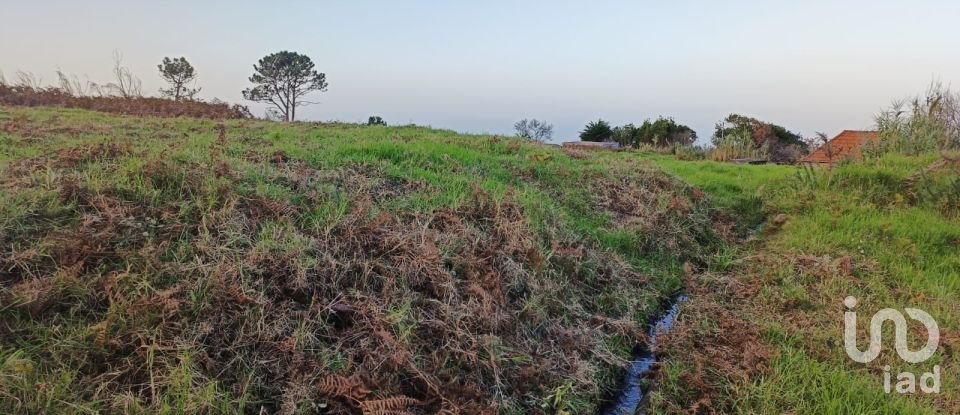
96, 274, 119, 348
94, 313, 113, 347
359, 396, 421, 415
316, 375, 370, 401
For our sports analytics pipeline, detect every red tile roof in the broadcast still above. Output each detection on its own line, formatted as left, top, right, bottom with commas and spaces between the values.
800, 130, 879, 163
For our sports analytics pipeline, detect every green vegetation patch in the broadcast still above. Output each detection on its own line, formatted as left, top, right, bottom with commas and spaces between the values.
648, 153, 959, 414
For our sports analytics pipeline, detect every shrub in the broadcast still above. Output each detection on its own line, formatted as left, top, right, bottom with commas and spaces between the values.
367, 116, 387, 126
0, 84, 251, 119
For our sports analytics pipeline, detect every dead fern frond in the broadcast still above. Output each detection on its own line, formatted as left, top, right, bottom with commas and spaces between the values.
95, 313, 113, 347
359, 396, 421, 414
316, 375, 370, 401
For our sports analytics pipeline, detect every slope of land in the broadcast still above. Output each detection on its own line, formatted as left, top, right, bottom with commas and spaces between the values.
0, 106, 724, 414
647, 156, 959, 414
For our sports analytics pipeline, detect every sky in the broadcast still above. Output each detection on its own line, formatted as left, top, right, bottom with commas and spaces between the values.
2, 0, 959, 143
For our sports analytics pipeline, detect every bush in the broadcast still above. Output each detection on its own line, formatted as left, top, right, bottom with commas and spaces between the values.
367, 116, 387, 126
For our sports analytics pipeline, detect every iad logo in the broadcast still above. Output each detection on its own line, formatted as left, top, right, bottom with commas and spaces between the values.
843, 296, 941, 394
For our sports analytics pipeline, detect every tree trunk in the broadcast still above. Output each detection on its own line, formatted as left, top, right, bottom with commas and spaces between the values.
289, 87, 296, 122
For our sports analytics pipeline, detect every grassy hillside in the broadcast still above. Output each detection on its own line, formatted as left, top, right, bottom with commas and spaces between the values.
0, 106, 722, 414
647, 156, 959, 414
4, 104, 955, 415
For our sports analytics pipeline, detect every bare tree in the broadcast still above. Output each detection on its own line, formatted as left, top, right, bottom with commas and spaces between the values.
514, 118, 554, 142
0, 69, 6, 86
158, 57, 200, 100
105, 50, 142, 98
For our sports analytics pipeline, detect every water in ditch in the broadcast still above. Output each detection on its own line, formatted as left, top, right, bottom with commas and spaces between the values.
602, 295, 687, 415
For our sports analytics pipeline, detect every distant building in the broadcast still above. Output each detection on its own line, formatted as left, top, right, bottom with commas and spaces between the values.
800, 130, 879, 163
561, 141, 621, 150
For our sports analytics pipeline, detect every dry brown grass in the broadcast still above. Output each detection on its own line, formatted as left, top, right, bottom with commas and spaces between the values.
0, 159, 678, 413
0, 84, 250, 119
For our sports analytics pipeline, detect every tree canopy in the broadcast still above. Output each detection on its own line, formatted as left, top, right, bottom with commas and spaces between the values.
579, 119, 613, 142
614, 117, 697, 148
158, 57, 199, 101
242, 51, 328, 122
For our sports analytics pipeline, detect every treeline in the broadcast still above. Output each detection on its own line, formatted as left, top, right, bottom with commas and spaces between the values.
578, 117, 697, 148
517, 81, 960, 164
515, 114, 811, 163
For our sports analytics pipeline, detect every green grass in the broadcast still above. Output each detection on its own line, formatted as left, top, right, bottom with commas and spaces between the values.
771, 156, 960, 299
742, 342, 936, 415
647, 155, 796, 231
648, 153, 959, 414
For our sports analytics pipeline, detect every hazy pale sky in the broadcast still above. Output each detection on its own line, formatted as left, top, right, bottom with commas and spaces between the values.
3, 0, 959, 142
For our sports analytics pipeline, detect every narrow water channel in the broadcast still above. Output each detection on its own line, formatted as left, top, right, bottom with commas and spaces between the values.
602, 295, 687, 415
